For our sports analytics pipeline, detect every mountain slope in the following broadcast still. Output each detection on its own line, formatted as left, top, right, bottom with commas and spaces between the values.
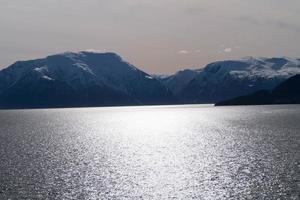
215, 74, 300, 106
156, 69, 201, 95
178, 57, 300, 103
0, 51, 174, 108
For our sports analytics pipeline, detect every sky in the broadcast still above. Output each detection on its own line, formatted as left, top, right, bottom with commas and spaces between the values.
0, 0, 299, 74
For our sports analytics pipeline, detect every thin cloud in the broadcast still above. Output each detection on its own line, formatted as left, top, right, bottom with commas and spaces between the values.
223, 48, 232, 53
237, 16, 300, 33
177, 50, 189, 54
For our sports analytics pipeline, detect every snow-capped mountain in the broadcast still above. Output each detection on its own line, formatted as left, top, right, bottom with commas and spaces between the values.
178, 57, 300, 103
0, 51, 174, 108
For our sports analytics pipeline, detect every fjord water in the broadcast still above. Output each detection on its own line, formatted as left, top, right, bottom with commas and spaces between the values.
0, 105, 299, 199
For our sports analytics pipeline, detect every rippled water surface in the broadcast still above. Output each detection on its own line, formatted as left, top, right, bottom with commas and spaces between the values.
0, 105, 299, 199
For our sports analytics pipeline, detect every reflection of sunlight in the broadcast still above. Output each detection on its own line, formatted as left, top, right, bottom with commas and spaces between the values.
106, 106, 194, 198
62, 105, 235, 199
120, 107, 183, 136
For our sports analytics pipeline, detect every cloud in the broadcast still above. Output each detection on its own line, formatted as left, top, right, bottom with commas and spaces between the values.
177, 50, 189, 54
237, 16, 300, 33
267, 20, 300, 33
223, 48, 232, 53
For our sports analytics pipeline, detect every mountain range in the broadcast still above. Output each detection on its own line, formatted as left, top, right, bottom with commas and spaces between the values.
0, 51, 299, 109
158, 57, 300, 103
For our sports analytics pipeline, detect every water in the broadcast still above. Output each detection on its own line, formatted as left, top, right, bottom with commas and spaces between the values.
0, 105, 299, 199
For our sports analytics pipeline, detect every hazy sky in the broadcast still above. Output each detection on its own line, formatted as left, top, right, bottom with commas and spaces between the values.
0, 0, 299, 74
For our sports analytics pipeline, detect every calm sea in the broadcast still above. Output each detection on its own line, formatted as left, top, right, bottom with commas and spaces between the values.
0, 105, 299, 199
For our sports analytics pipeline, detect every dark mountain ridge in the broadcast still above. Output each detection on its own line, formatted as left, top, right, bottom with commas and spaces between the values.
215, 74, 300, 106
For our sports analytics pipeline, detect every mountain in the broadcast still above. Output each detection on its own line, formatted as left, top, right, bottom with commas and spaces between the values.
176, 57, 300, 103
0, 51, 174, 108
1, 53, 299, 109
155, 69, 202, 95
215, 74, 300, 106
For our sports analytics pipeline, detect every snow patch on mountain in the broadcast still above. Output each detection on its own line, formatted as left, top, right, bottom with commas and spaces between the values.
73, 63, 95, 75
41, 75, 54, 81
145, 75, 154, 79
